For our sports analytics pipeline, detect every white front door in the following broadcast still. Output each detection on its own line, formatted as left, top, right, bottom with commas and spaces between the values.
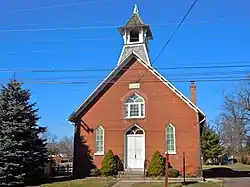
126, 135, 145, 169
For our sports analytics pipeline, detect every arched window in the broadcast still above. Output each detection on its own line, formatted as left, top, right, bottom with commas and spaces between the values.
125, 93, 145, 118
130, 29, 139, 43
95, 126, 104, 155
165, 124, 176, 154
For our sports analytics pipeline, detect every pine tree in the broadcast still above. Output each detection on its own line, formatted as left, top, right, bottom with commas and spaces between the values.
201, 124, 223, 164
100, 150, 116, 176
0, 79, 48, 186
147, 151, 165, 177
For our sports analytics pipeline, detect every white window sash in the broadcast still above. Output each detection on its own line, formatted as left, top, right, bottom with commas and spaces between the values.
95, 127, 104, 155
125, 103, 144, 118
165, 125, 176, 154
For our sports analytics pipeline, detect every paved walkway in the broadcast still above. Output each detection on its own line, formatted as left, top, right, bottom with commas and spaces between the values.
223, 178, 250, 187
111, 181, 134, 187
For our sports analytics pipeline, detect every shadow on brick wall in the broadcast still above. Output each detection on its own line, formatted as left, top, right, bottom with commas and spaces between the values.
73, 123, 95, 178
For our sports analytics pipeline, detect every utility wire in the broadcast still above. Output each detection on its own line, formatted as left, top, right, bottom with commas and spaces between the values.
12, 0, 116, 12
0, 78, 248, 85
137, 0, 199, 82
2, 70, 248, 81
0, 22, 207, 33
3, 77, 248, 85
0, 64, 249, 73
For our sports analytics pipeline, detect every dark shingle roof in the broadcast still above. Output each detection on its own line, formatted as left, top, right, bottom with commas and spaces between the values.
119, 12, 153, 39
126, 13, 144, 26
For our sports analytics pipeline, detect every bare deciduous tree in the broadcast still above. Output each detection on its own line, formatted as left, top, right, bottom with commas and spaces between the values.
46, 133, 60, 155
45, 133, 74, 160
58, 136, 74, 160
217, 81, 250, 162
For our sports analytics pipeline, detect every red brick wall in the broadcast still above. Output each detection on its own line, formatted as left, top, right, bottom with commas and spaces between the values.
74, 58, 201, 176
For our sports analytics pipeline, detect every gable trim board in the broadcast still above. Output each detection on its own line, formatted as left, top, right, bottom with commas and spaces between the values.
68, 52, 205, 124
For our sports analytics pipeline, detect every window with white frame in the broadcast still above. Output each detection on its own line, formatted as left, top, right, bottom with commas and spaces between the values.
125, 94, 145, 118
165, 124, 176, 154
95, 126, 104, 154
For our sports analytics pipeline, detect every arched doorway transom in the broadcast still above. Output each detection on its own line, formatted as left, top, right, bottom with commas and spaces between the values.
124, 124, 145, 170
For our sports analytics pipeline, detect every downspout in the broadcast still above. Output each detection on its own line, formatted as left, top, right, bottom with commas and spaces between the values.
199, 114, 206, 179
69, 121, 76, 178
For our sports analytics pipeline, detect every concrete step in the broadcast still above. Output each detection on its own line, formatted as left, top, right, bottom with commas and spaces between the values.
118, 171, 145, 178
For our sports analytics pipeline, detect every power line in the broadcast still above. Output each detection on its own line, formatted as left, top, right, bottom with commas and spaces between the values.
12, 0, 116, 12
1, 70, 248, 81
137, 0, 199, 82
0, 64, 249, 73
0, 78, 248, 85
0, 22, 207, 33
5, 77, 249, 85
27, 37, 116, 43
2, 21, 208, 31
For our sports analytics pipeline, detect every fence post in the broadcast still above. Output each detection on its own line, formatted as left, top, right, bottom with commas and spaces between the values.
165, 152, 169, 187
144, 160, 146, 178
116, 159, 119, 178
183, 152, 186, 185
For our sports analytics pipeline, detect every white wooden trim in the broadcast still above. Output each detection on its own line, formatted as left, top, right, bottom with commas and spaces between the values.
165, 151, 176, 155
124, 43, 147, 47
124, 124, 145, 134
94, 152, 104, 156
117, 46, 125, 66
142, 43, 151, 65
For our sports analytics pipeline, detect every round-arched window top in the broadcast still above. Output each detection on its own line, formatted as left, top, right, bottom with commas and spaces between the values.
125, 93, 145, 118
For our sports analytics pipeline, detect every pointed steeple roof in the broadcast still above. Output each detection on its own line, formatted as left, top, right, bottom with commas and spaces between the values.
119, 4, 153, 39
126, 4, 144, 26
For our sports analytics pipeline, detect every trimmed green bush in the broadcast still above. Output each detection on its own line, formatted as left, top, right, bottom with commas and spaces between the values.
147, 151, 165, 177
168, 168, 179, 178
90, 168, 101, 176
100, 150, 117, 176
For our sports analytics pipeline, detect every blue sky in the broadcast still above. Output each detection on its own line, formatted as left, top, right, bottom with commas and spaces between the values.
0, 0, 250, 138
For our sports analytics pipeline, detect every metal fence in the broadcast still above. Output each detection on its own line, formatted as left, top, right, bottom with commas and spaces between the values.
51, 162, 73, 176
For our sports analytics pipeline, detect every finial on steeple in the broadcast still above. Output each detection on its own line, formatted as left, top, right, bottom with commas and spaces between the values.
133, 4, 139, 14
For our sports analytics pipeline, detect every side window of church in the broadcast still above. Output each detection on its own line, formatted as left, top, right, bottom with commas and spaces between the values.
165, 124, 176, 154
95, 126, 104, 154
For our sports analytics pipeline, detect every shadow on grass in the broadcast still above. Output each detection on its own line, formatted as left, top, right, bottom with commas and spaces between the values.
203, 167, 250, 178
181, 181, 198, 185
25, 175, 73, 186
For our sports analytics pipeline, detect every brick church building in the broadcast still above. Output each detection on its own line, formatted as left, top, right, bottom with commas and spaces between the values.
69, 5, 206, 177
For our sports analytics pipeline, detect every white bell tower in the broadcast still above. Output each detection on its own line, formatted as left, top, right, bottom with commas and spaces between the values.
117, 5, 153, 66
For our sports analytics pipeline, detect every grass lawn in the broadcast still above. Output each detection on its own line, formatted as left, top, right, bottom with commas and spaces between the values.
40, 178, 116, 187
130, 182, 222, 187
202, 163, 250, 171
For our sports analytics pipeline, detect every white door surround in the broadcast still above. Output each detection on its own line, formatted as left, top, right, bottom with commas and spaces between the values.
124, 124, 145, 171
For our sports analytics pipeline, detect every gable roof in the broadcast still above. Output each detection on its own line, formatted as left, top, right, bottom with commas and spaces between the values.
68, 52, 205, 123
